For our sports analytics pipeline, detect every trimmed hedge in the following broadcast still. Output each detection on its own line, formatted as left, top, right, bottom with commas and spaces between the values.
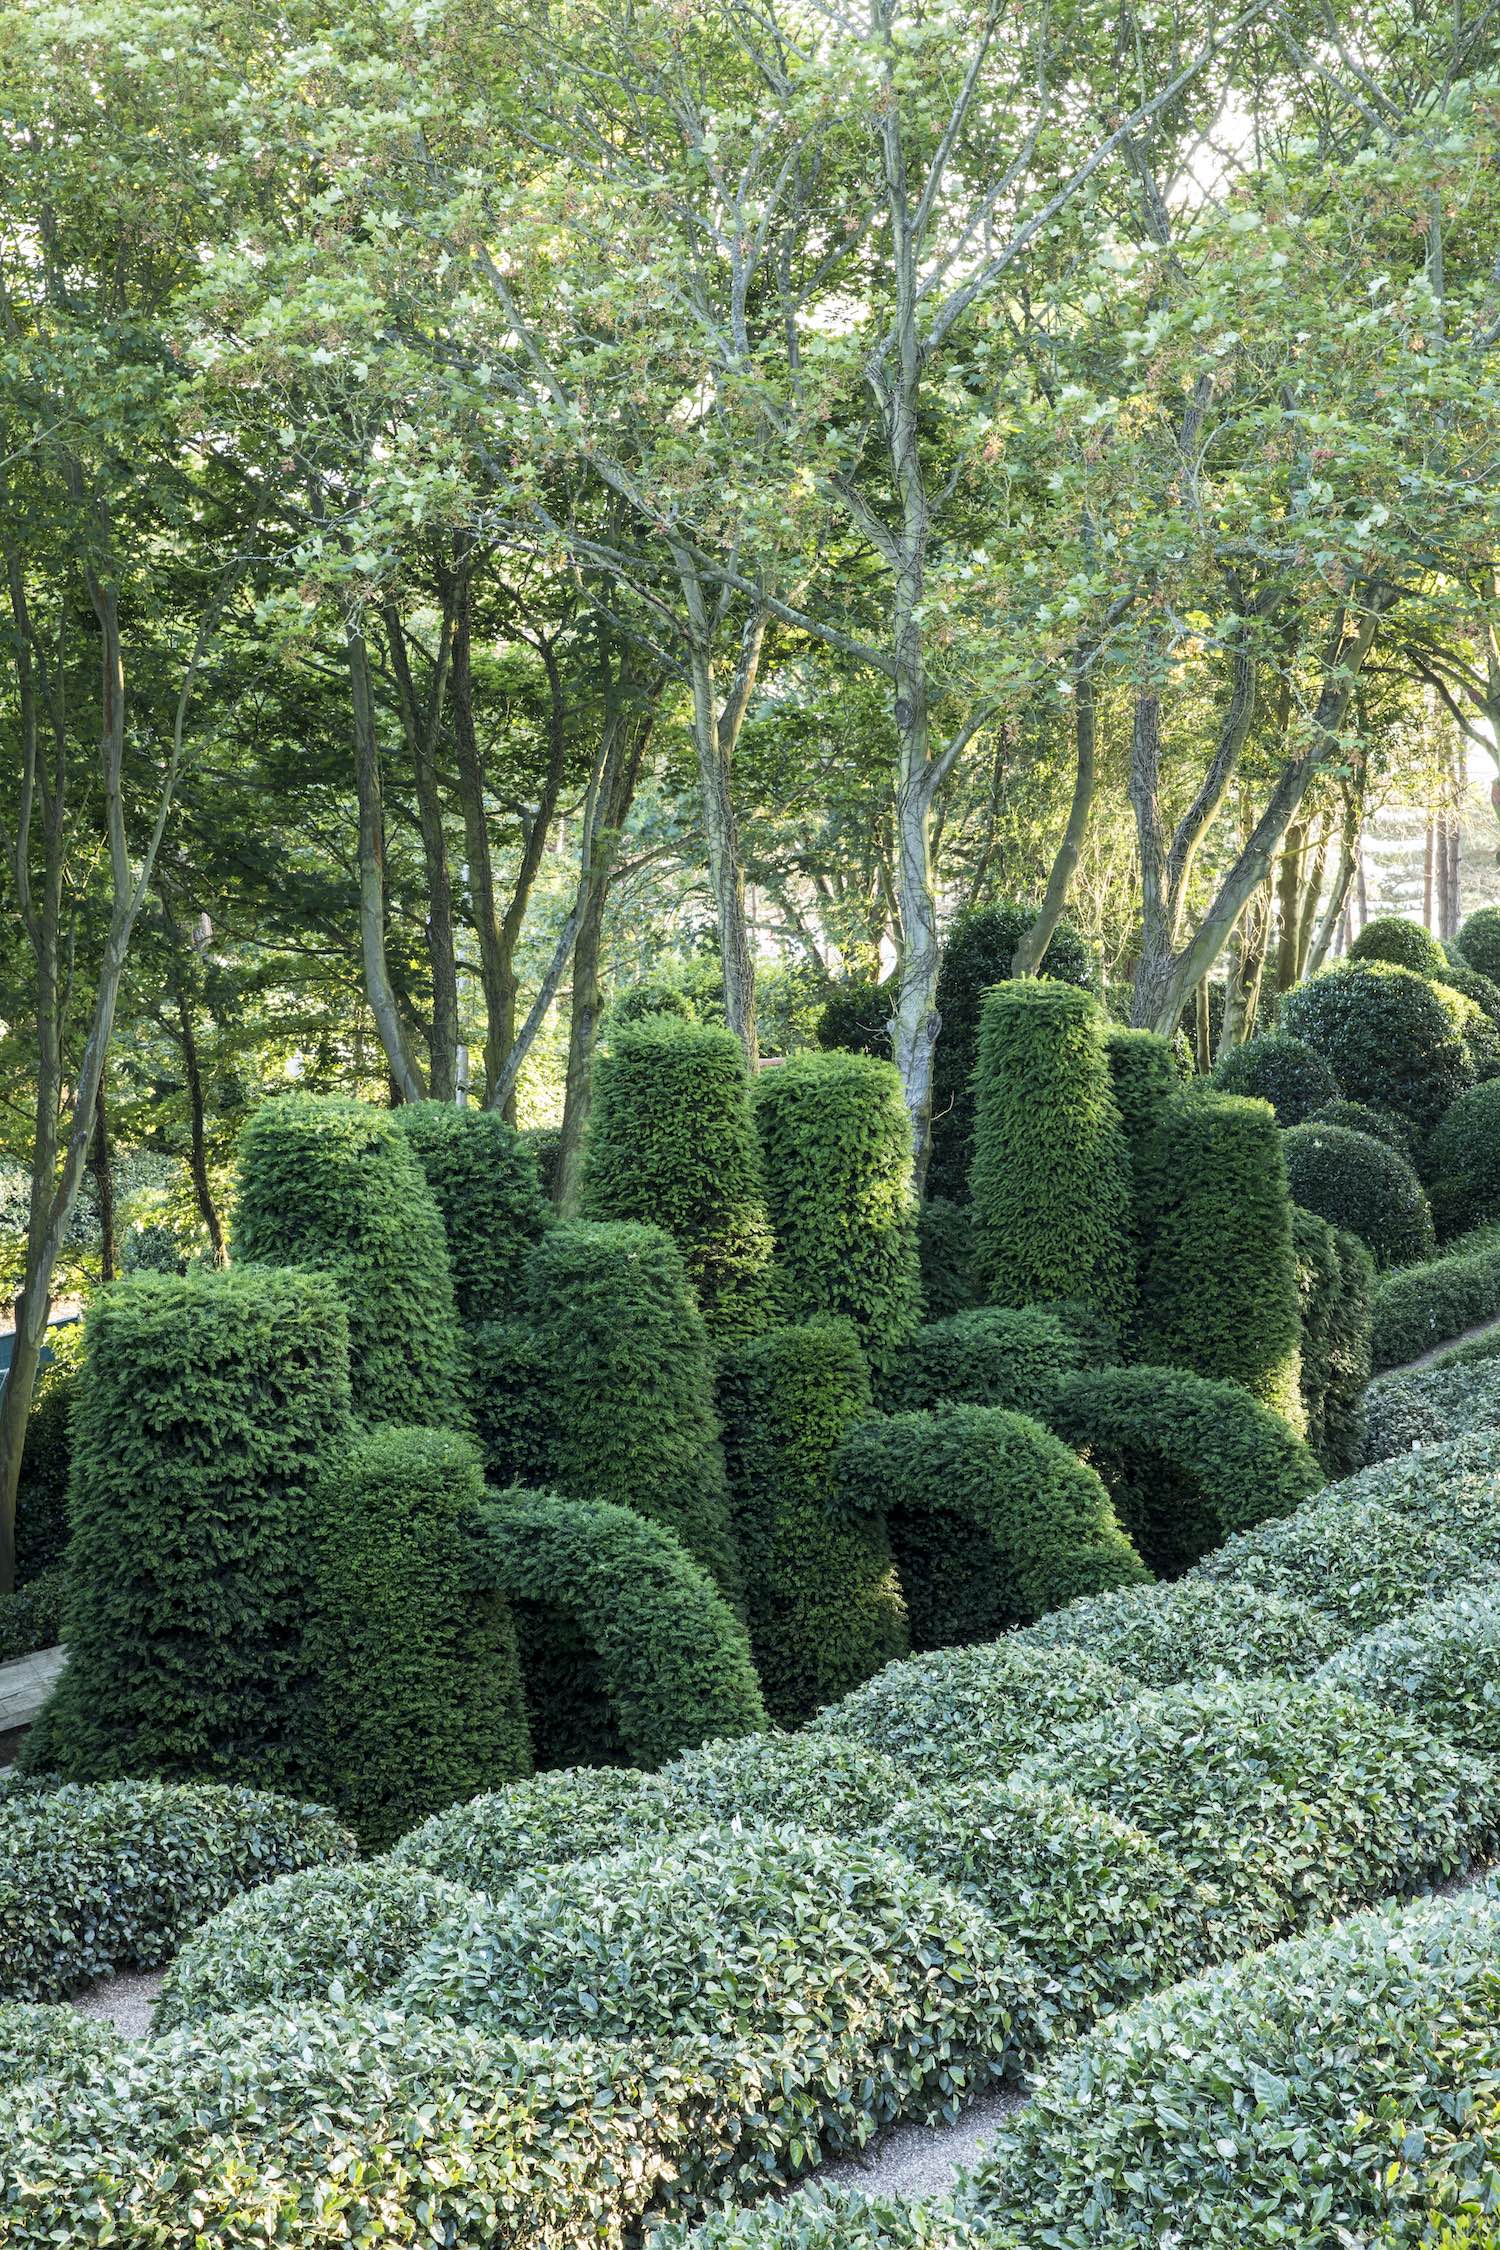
834, 1403, 1146, 1648
0, 2002, 121, 2089
581, 1017, 774, 1344
754, 1052, 922, 1380
1363, 1359, 1500, 1462
519, 1122, 563, 1201
14, 1323, 80, 1582
879, 1306, 1083, 1419
1311, 1425, 1500, 1544
1438, 978, 1500, 1083
915, 1197, 977, 1319
1282, 1120, 1435, 1268
28, 1267, 352, 1787
0, 1564, 65, 1666
389, 1766, 670, 1892
0, 1781, 354, 2003
970, 984, 1133, 1331
1349, 913, 1449, 977
1306, 1095, 1414, 1150
1190, 1491, 1484, 1636
392, 1100, 550, 1323
1016, 1575, 1344, 1686
478, 1491, 766, 1769
1281, 959, 1474, 1136
233, 1093, 464, 1426
1103, 1028, 1179, 1252
1135, 1089, 1304, 1420
1292, 1209, 1373, 1476
466, 1316, 554, 1486
681, 2193, 991, 2250
1316, 1584, 1500, 1758
1426, 1078, 1500, 1238
1047, 1364, 1321, 1577
1370, 1224, 1500, 1369
655, 1731, 910, 1833
718, 1321, 906, 1725
304, 1426, 531, 1847
1210, 1031, 1337, 1123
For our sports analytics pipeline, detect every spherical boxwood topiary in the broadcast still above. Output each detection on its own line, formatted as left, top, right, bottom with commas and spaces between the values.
879, 1306, 1084, 1419
0, 2002, 121, 2089
1457, 904, 1500, 984
1280, 959, 1474, 1137
915, 1196, 978, 1320
391, 1101, 550, 1324
835, 1403, 1146, 1649
1315, 1584, 1500, 1758
970, 984, 1133, 1332
1281, 1121, 1434, 1269
717, 1320, 906, 1725
388, 1765, 671, 1892
1440, 951, 1500, 1025
232, 1093, 465, 1427
754, 1052, 923, 1380
655, 1732, 910, 1834
581, 1017, 774, 1344
1437, 979, 1500, 1083
154, 1862, 474, 2031
1349, 914, 1449, 978
1305, 1096, 1415, 1151
477, 1490, 766, 1771
1210, 1032, 1337, 1124
1015, 1575, 1344, 1687
1425, 1078, 1500, 1239
31, 1267, 353, 1787
0, 1781, 355, 2003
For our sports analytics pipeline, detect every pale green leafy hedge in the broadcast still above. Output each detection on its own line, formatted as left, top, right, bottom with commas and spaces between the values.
808, 1641, 1130, 1783
1015, 1575, 1343, 1686
0, 2002, 121, 2090
387, 1766, 669, 1893
1316, 1584, 1500, 1758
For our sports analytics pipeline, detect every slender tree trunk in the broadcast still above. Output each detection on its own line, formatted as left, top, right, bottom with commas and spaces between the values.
1219, 881, 1269, 1055
1274, 820, 1306, 993
174, 982, 227, 1263
491, 632, 573, 1122
1293, 821, 1327, 983
677, 568, 766, 1066
1424, 812, 1436, 929
448, 572, 512, 1103
89, 1081, 115, 1285
346, 617, 425, 1103
1013, 662, 1096, 976
384, 602, 459, 1101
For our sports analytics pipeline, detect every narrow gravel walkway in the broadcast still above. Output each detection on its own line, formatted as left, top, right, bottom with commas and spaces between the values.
71, 1970, 161, 2039
1391, 1311, 1500, 1376
814, 2085, 1025, 2200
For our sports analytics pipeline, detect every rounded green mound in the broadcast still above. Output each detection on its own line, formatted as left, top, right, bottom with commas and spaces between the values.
1281, 1120, 1434, 1268
388, 1765, 671, 1892
0, 2002, 122, 2089
809, 1639, 1130, 1784
1349, 914, 1449, 978
656, 1731, 910, 1833
1190, 1488, 1482, 1634
1305, 1096, 1414, 1151
1280, 959, 1473, 1136
1316, 1584, 1500, 1758
1015, 1575, 1344, 1686
1456, 903, 1500, 985
1210, 1031, 1336, 1123
879, 1306, 1084, 1418
1362, 1360, 1500, 1463
391, 1101, 550, 1323
1425, 1078, 1500, 1237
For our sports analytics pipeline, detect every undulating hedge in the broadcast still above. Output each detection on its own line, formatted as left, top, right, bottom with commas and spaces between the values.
927, 902, 1094, 1200
1135, 1089, 1304, 1421
753, 1051, 922, 1380
914, 1196, 977, 1319
1369, 1224, 1500, 1369
1016, 1574, 1343, 1686
1316, 1584, 1500, 1757
525, 1220, 741, 1596
1362, 1358, 1500, 1462
389, 1765, 670, 1893
1210, 1030, 1337, 1123
233, 1093, 465, 1426
27, 1267, 352, 1786
717, 1321, 906, 1724
1349, 912, 1449, 977
581, 1017, 774, 1344
681, 2192, 988, 2250
1426, 1077, 1500, 1238
879, 1305, 1083, 1419
0, 1563, 65, 1666
1315, 1424, 1500, 1543
0, 1780, 354, 2003
391, 1100, 550, 1323
655, 1731, 910, 1835
304, 1426, 531, 1846
13, 1322, 80, 1583
835, 1402, 1146, 1648
1190, 1490, 1488, 1637
970, 983, 1133, 1332
1291, 1208, 1372, 1476
1046, 1364, 1322, 1577
1280, 958, 1473, 1136
1282, 1119, 1435, 1268
0, 2002, 121, 2090
478, 1490, 766, 1769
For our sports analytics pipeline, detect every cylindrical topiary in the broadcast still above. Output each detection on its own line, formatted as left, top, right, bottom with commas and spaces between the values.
717, 1320, 907, 1724
880, 1306, 1084, 1419
1281, 1121, 1434, 1270
1324, 1226, 1375, 1472
1105, 1029, 1180, 1157
1424, 1078, 1500, 1239
31, 1267, 353, 1786
1280, 961, 1473, 1137
916, 1196, 978, 1320
1349, 915, 1449, 978
392, 1102, 550, 1324
1210, 1032, 1337, 1125
233, 1094, 464, 1428
580, 1018, 774, 1345
1456, 905, 1500, 986
306, 1425, 532, 1846
928, 904, 1094, 1200
753, 1051, 922, 1380
1135, 1089, 1303, 1422
970, 983, 1134, 1334
1291, 1206, 1341, 1474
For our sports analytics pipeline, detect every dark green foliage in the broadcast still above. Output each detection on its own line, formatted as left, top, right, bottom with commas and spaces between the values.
1437, 979, 1500, 1082
834, 1403, 1146, 1649
1047, 1365, 1323, 1578
1370, 1228, 1500, 1370
233, 1094, 464, 1427
881, 1307, 1084, 1418
1348, 914, 1449, 977
1136, 1090, 1303, 1421
717, 1321, 906, 1725
1456, 904, 1500, 985
916, 1197, 977, 1319
525, 1221, 741, 1596
609, 981, 697, 1026
0, 1564, 65, 1664
519, 1124, 563, 1202
30, 1268, 353, 1787
816, 978, 893, 1058
1104, 1029, 1179, 1161
1426, 1080, 1500, 1238
1281, 1120, 1434, 1268
478, 1490, 767, 1769
1280, 960, 1473, 1136
581, 1018, 773, 1344
753, 1052, 922, 1379
306, 1427, 531, 1847
466, 1318, 554, 1487
392, 1102, 549, 1323
1209, 1032, 1336, 1124
1291, 1209, 1372, 1476
1306, 1098, 1414, 1152
1435, 953, 1500, 1026
928, 904, 1094, 1200
14, 1324, 81, 1583
971, 984, 1133, 1332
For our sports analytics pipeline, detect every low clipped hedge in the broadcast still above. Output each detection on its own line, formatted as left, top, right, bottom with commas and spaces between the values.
1190, 1490, 1478, 1636
681, 2192, 991, 2250
155, 1862, 473, 2031
1046, 1364, 1322, 1577
1327, 1424, 1500, 1545
1282, 1120, 1435, 1269
1016, 1575, 1344, 1687
655, 1732, 910, 1834
0, 1782, 355, 2002
878, 1306, 1083, 1418
1370, 1225, 1500, 1368
389, 1766, 671, 1894
1362, 1359, 1500, 1462
1210, 1030, 1337, 1123
808, 1640, 1130, 1784
1316, 1585, 1500, 1758
1426, 1078, 1500, 1238
392, 1100, 550, 1323
0, 2003, 121, 2090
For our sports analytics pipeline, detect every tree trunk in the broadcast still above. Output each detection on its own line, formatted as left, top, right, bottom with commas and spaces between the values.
175, 982, 227, 1263
1219, 882, 1269, 1055
1274, 820, 1306, 994
1012, 662, 1096, 976
448, 573, 512, 1104
1424, 812, 1436, 930
89, 1080, 115, 1285
678, 574, 765, 1066
346, 617, 426, 1103
384, 602, 459, 1101
491, 631, 573, 1122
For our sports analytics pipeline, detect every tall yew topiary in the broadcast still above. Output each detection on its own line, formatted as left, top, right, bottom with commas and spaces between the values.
718, 1319, 907, 1724
753, 1051, 922, 1380
29, 1268, 353, 1786
392, 1103, 550, 1324
233, 1094, 464, 1428
1136, 1089, 1303, 1423
581, 1017, 773, 1345
1291, 1207, 1372, 1476
971, 983, 1133, 1333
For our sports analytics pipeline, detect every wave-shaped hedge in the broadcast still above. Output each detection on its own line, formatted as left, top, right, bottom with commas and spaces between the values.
388, 1766, 671, 1894
1316, 1584, 1500, 1758
809, 1640, 1130, 1784
1016, 1575, 1344, 1687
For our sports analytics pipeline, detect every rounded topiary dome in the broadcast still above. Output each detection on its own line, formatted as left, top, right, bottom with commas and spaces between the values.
1425, 1078, 1500, 1238
1280, 961, 1473, 1136
1456, 906, 1500, 986
1210, 1033, 1336, 1125
1280, 1121, 1434, 1271
1349, 916, 1448, 979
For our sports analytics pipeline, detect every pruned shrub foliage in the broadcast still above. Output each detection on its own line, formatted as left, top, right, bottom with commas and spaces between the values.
1281, 1119, 1434, 1269
1210, 1031, 1337, 1124
392, 1100, 550, 1323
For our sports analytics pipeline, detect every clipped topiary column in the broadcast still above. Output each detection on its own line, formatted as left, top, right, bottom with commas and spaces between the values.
233, 1094, 464, 1428
971, 983, 1134, 1333
580, 1017, 774, 1345
1136, 1089, 1303, 1423
393, 1103, 551, 1323
29, 1267, 353, 1785
753, 1051, 922, 1380
717, 1319, 907, 1724
306, 1425, 531, 1845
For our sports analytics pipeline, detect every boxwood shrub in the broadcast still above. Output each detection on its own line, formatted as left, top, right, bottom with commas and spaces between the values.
655, 1731, 910, 1834
0, 1564, 65, 1666
1282, 1120, 1435, 1268
1349, 913, 1450, 978
834, 1403, 1146, 1648
1015, 1575, 1344, 1686
1210, 1030, 1337, 1123
1370, 1224, 1500, 1368
1306, 1095, 1415, 1151
391, 1100, 550, 1324
389, 1766, 672, 1892
1426, 1078, 1500, 1238
915, 1196, 978, 1319
1281, 958, 1474, 1136
0, 2002, 121, 2089
1191, 1490, 1480, 1636
878, 1306, 1083, 1418
0, 1781, 354, 2002
1316, 1585, 1500, 1758
1457, 903, 1500, 982
1362, 1360, 1500, 1463
816, 976, 893, 1059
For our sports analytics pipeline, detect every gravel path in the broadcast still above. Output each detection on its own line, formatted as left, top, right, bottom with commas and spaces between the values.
72, 1970, 161, 2039
814, 2084, 1026, 2201
1391, 1311, 1500, 1375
